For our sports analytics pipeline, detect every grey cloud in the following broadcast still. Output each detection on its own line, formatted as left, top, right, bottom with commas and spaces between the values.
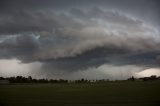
40, 46, 127, 72
0, 0, 160, 79
0, 33, 39, 62
109, 51, 160, 67
0, 10, 61, 34
0, 8, 159, 62
1, 0, 159, 26
0, 5, 159, 78
40, 48, 160, 75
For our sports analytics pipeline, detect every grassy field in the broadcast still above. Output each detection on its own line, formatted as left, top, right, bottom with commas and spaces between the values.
0, 81, 160, 106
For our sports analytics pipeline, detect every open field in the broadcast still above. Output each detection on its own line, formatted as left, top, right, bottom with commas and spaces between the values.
0, 81, 160, 106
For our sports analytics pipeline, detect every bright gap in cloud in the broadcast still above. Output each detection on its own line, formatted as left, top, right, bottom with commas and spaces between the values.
135, 68, 160, 77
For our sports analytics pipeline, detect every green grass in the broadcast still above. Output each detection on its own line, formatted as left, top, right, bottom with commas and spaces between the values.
0, 81, 160, 106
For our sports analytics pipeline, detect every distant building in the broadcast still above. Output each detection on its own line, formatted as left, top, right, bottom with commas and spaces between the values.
0, 80, 10, 84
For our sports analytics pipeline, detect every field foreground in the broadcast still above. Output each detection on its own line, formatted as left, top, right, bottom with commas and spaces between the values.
0, 81, 160, 106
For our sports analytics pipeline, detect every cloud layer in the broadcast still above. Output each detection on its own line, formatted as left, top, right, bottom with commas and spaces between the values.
0, 1, 160, 79
0, 8, 159, 61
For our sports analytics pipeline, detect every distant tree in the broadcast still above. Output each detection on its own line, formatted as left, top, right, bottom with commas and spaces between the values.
150, 75, 157, 80
127, 76, 135, 81
0, 77, 5, 80
81, 78, 84, 82
28, 76, 32, 80
131, 76, 135, 81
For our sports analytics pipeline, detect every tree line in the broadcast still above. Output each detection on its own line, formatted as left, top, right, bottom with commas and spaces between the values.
0, 75, 160, 84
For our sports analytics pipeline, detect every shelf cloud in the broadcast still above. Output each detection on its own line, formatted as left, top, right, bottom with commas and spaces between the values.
0, 0, 160, 79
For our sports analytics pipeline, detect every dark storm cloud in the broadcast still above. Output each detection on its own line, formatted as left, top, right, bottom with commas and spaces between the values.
0, 33, 39, 62
0, 7, 159, 62
0, 10, 61, 34
41, 46, 129, 71
0, 0, 159, 34
40, 49, 160, 73
0, 0, 160, 77
109, 51, 160, 67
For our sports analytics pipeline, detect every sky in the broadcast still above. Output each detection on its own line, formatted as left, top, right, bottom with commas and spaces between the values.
0, 0, 160, 80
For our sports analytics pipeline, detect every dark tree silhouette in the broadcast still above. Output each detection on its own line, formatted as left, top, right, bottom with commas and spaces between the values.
0, 75, 160, 84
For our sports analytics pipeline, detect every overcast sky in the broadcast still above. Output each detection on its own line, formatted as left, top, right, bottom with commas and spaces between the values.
0, 0, 160, 80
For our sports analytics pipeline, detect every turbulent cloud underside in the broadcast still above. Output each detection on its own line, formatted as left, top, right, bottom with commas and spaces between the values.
0, 0, 160, 79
